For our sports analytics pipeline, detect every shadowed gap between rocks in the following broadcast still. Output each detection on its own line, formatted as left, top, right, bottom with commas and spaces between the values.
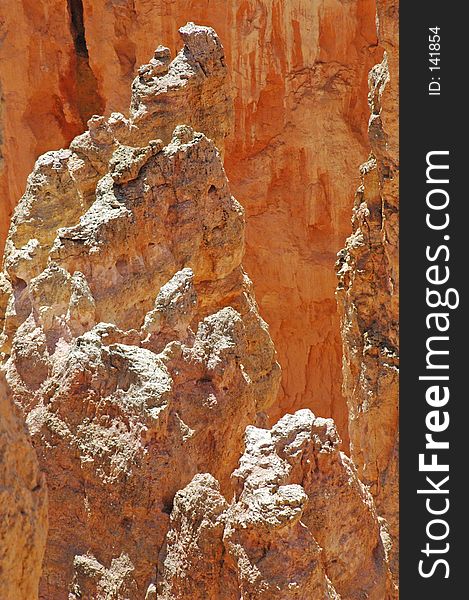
67, 0, 105, 124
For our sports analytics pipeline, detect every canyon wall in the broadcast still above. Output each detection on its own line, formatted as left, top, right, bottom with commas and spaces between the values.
0, 3, 399, 597
336, 0, 399, 581
0, 0, 384, 437
0, 25, 397, 597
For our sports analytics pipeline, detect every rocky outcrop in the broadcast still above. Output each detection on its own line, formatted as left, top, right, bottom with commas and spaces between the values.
156, 473, 237, 599
0, 6, 400, 597
158, 409, 390, 599
0, 26, 280, 597
336, 0, 399, 583
0, 0, 384, 439
0, 372, 48, 600
0, 16, 399, 597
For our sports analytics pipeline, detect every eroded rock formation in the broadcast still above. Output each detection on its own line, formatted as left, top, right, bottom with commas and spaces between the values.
0, 18, 399, 598
0, 372, 48, 600
0, 26, 280, 597
0, 0, 385, 438
336, 0, 399, 583
158, 409, 390, 599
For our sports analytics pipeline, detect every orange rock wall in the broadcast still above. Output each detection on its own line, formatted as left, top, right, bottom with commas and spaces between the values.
336, 0, 399, 581
0, 0, 96, 244
0, 0, 382, 436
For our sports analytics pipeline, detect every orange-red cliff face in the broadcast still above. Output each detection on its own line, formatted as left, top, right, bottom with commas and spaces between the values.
0, 2, 400, 595
336, 0, 399, 584
0, 25, 397, 596
0, 0, 382, 438
0, 370, 47, 600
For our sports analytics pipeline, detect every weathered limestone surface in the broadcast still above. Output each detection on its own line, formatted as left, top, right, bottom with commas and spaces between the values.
0, 26, 280, 598
0, 0, 384, 437
336, 0, 399, 584
0, 5, 400, 597
159, 409, 392, 599
0, 372, 48, 599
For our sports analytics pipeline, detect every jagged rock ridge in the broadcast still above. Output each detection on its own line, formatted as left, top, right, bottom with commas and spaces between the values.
159, 410, 390, 599
0, 24, 279, 598
0, 18, 398, 600
336, 0, 399, 586
0, 0, 385, 440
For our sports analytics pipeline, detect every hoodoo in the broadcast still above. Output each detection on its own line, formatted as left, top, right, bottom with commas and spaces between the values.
0, 1, 400, 597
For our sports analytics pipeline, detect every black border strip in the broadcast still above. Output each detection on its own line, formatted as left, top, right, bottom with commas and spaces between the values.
400, 2, 465, 595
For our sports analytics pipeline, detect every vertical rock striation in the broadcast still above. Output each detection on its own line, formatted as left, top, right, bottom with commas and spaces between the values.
336, 0, 399, 583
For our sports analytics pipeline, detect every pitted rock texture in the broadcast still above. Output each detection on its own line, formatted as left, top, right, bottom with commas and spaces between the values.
158, 409, 391, 599
0, 26, 280, 598
157, 473, 237, 600
336, 0, 399, 585
0, 372, 48, 600
0, 0, 385, 439
0, 9, 400, 598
